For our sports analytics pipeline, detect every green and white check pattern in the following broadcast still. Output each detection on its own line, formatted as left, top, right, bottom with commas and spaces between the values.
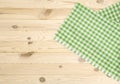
54, 2, 120, 81
98, 2, 120, 23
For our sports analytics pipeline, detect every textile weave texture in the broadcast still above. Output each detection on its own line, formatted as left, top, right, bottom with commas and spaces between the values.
54, 2, 120, 81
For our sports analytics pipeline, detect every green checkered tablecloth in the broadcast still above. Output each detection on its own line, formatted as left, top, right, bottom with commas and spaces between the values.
54, 2, 120, 81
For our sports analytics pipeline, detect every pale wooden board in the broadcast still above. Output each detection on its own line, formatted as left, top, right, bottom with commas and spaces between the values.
0, 75, 118, 84
0, 53, 83, 63
0, 9, 72, 20
0, 0, 119, 84
0, 0, 119, 20
0, 0, 119, 8
0, 20, 62, 31
0, 63, 101, 75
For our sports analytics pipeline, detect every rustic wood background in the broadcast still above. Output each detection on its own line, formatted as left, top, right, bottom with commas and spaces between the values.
0, 0, 119, 84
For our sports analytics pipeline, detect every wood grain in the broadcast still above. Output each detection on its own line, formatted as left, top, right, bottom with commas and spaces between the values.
0, 20, 62, 31
0, 0, 119, 8
0, 0, 119, 84
0, 75, 118, 84
0, 53, 83, 63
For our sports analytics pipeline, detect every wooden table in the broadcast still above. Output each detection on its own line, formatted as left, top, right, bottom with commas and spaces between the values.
0, 0, 119, 84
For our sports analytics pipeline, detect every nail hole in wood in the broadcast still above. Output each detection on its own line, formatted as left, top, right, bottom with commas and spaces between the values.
12, 25, 18, 29
94, 68, 99, 72
39, 77, 46, 83
27, 37, 31, 40
28, 41, 33, 44
59, 65, 63, 68
20, 51, 34, 57
96, 0, 104, 3
44, 9, 52, 16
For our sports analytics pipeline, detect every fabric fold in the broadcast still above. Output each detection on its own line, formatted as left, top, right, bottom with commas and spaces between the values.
54, 2, 120, 81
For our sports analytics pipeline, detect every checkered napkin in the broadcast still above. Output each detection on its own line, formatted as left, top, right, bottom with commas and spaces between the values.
54, 2, 120, 81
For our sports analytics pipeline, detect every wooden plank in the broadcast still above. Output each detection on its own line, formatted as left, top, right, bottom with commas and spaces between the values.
0, 63, 103, 75
0, 8, 72, 20
0, 75, 118, 84
0, 41, 71, 53
0, 40, 61, 49
0, 0, 119, 8
0, 31, 56, 41
0, 0, 119, 20
0, 20, 62, 31
0, 53, 83, 63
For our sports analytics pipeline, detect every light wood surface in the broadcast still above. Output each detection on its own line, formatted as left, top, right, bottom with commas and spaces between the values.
0, 0, 119, 84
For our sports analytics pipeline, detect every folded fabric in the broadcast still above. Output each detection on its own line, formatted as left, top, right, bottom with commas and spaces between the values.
54, 2, 120, 81
98, 2, 120, 23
